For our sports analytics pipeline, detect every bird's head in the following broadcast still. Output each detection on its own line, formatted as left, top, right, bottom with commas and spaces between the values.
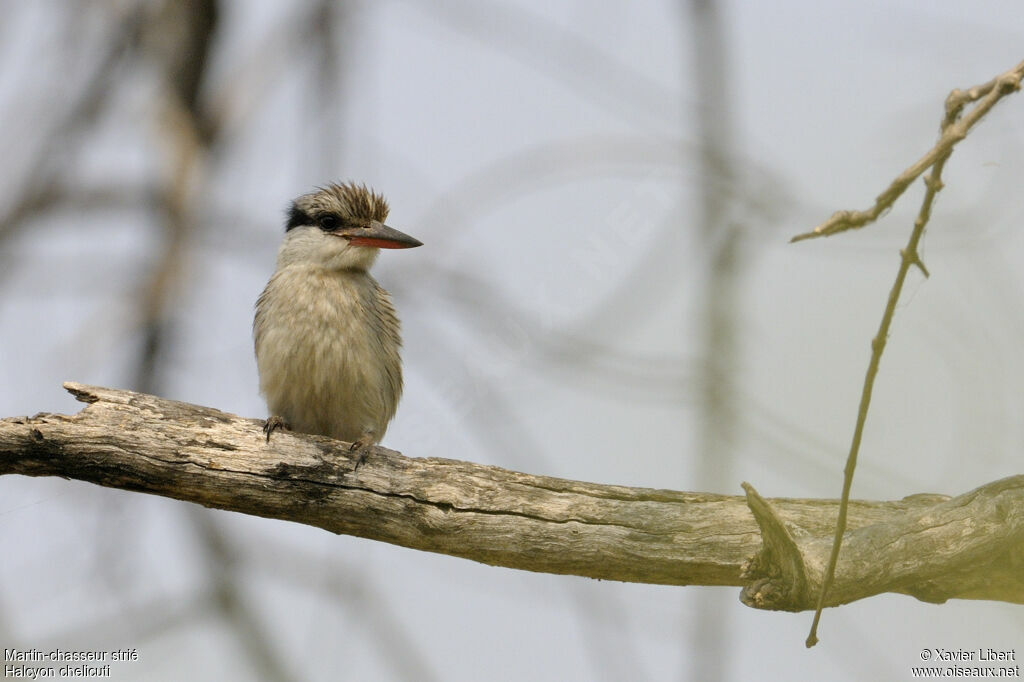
276, 182, 422, 271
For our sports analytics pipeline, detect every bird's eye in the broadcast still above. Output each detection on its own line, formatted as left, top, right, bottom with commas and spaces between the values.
319, 215, 340, 231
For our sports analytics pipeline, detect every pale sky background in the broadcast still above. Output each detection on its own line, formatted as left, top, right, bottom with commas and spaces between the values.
1, 1, 1023, 680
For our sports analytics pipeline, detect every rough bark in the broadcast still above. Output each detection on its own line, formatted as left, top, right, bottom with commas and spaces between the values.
1, 383, 1021, 610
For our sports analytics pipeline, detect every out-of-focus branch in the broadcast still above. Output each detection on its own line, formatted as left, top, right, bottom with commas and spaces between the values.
0, 5, 146, 242
687, 0, 742, 677
131, 0, 218, 394
400, 0, 674, 131
1, 383, 1022, 609
132, 5, 303, 681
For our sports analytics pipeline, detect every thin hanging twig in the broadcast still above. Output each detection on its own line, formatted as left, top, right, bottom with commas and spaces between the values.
798, 59, 1024, 648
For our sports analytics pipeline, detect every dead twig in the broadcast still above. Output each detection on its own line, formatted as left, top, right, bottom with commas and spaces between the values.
796, 59, 1024, 647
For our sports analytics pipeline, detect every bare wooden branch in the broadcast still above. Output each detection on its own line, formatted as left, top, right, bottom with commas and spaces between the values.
741, 484, 1024, 610
791, 59, 1024, 243
1, 383, 1021, 608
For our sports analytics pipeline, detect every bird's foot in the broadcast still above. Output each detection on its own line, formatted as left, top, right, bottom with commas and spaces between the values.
349, 435, 375, 471
263, 416, 291, 442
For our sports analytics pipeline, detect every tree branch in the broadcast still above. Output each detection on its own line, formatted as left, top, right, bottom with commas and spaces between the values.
792, 57, 1024, 646
741, 484, 1024, 609
1, 383, 1021, 608
790, 58, 1024, 243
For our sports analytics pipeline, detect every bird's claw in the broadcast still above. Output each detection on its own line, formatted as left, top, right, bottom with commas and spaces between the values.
263, 416, 290, 442
349, 437, 374, 471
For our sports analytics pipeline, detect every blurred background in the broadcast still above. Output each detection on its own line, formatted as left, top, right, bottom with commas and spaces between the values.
1, 1, 1023, 680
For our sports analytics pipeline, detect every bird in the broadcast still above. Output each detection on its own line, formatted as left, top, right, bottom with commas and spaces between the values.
254, 182, 422, 465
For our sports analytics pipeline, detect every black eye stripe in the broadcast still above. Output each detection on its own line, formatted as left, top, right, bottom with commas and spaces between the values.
285, 205, 311, 231
283, 204, 361, 233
